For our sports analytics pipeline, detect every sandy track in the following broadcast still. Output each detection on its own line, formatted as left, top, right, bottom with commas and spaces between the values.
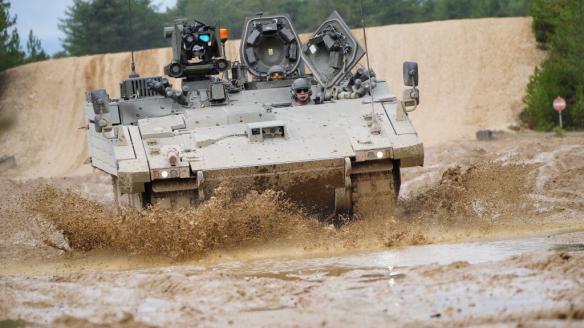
0, 17, 543, 178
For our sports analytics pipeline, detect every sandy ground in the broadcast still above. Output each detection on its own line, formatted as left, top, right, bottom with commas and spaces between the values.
1, 132, 584, 327
0, 16, 582, 328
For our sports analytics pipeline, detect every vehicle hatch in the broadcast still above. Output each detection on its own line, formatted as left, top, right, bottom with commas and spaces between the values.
301, 11, 365, 89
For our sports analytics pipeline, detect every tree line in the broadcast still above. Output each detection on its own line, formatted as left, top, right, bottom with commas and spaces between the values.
58, 0, 531, 57
0, 0, 48, 71
522, 0, 584, 131
169, 0, 530, 38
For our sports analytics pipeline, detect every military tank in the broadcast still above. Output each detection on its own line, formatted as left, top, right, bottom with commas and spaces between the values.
85, 12, 423, 217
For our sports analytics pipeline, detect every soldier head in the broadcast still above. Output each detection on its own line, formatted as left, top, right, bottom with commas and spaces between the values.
267, 65, 286, 81
291, 78, 312, 105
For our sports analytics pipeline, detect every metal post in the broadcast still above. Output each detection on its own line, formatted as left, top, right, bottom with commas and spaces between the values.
559, 111, 563, 129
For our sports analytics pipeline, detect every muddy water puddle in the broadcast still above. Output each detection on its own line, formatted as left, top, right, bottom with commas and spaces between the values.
2, 232, 572, 278
2, 232, 583, 327
0, 251, 177, 276
212, 235, 559, 280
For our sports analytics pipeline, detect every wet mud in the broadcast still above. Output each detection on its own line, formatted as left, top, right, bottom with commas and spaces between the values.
1, 133, 584, 327
14, 134, 583, 260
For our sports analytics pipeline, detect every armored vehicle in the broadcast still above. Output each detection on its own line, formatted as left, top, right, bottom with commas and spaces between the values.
85, 12, 423, 217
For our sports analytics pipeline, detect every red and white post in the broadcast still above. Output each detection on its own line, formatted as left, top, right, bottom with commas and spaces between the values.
553, 97, 566, 129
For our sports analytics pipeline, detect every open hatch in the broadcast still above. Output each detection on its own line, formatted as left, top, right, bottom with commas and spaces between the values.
301, 11, 366, 89
240, 14, 302, 78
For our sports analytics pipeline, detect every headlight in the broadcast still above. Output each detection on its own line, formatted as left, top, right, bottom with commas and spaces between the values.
366, 149, 387, 160
355, 148, 392, 162
151, 167, 191, 180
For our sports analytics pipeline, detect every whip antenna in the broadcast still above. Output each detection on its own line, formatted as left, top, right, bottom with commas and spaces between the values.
359, 0, 374, 105
128, 0, 139, 78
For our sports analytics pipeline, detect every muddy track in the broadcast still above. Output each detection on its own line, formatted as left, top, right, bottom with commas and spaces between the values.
1, 133, 584, 327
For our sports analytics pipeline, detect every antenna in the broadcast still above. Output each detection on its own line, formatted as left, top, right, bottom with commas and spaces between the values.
359, 0, 381, 134
359, 0, 373, 102
127, 0, 139, 78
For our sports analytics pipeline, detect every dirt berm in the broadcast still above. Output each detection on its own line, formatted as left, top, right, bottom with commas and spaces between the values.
0, 17, 543, 178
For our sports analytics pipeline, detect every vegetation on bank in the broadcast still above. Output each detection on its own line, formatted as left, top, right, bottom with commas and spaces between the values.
0, 0, 48, 71
522, 0, 584, 130
60, 0, 166, 56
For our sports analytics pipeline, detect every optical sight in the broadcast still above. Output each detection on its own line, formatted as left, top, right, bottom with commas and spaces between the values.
164, 19, 231, 79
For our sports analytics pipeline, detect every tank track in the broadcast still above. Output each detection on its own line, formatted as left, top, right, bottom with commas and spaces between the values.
350, 160, 400, 217
145, 188, 196, 208
112, 176, 143, 209
113, 160, 401, 217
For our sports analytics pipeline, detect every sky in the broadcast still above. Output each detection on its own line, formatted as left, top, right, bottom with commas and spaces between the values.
9, 0, 177, 56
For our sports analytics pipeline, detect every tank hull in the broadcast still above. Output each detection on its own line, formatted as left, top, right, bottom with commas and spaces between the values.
84, 12, 424, 217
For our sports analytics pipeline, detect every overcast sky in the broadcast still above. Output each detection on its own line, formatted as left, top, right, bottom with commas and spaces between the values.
9, 0, 176, 56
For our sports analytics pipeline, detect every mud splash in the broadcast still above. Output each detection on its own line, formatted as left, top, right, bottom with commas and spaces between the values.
29, 183, 432, 258
402, 162, 536, 223
29, 185, 327, 258
26, 159, 563, 259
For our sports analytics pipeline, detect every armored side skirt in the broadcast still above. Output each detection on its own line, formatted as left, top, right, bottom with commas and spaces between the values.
144, 158, 396, 217
200, 158, 345, 215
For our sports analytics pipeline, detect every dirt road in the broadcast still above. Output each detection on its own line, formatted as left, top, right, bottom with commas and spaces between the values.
1, 132, 584, 327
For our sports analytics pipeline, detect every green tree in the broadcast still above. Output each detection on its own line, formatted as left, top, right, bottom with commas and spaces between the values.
0, 0, 24, 71
419, 0, 530, 21
25, 29, 48, 63
51, 50, 69, 59
523, 0, 584, 130
529, 0, 566, 49
472, 0, 530, 18
428, 0, 475, 20
59, 0, 166, 56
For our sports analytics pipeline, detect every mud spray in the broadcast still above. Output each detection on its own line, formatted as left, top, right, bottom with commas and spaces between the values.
26, 159, 569, 260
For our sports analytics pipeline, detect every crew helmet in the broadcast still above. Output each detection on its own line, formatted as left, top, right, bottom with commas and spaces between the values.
291, 78, 312, 95
267, 65, 286, 80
